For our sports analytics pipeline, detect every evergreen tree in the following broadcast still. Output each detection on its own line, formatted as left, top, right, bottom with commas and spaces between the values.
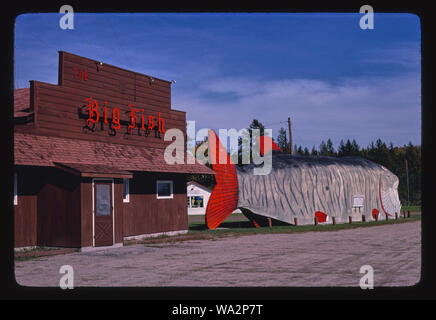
319, 140, 328, 156
296, 145, 304, 156
338, 139, 346, 157
240, 119, 266, 164
276, 127, 289, 153
326, 138, 335, 156
351, 139, 360, 156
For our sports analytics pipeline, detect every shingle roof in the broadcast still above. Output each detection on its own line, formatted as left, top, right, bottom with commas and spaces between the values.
14, 132, 214, 175
187, 180, 213, 193
54, 162, 133, 178
14, 88, 32, 118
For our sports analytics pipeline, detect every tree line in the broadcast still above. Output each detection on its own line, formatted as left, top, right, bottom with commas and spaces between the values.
276, 126, 421, 206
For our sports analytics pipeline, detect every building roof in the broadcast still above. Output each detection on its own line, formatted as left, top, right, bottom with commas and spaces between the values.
54, 162, 133, 179
14, 132, 214, 175
14, 88, 32, 118
187, 180, 213, 193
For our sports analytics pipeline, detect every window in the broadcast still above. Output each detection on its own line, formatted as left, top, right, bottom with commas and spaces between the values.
157, 180, 173, 199
95, 183, 111, 216
14, 172, 17, 206
190, 196, 204, 208
122, 178, 130, 203
352, 195, 364, 213
352, 195, 364, 207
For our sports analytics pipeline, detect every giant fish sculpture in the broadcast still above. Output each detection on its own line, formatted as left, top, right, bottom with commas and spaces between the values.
205, 130, 402, 229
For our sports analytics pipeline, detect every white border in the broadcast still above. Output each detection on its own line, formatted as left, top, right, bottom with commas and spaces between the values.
156, 180, 174, 199
92, 178, 115, 247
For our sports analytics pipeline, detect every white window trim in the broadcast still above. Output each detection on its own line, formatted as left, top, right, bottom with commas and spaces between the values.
156, 180, 174, 199
352, 194, 365, 208
14, 172, 17, 206
123, 178, 130, 203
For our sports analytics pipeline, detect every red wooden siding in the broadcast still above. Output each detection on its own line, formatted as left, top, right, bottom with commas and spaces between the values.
14, 166, 82, 248
80, 179, 93, 247
16, 51, 186, 150
36, 168, 82, 248
14, 195, 37, 248
14, 166, 39, 248
123, 173, 188, 237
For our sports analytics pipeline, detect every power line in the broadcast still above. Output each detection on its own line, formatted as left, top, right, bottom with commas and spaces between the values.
263, 120, 287, 127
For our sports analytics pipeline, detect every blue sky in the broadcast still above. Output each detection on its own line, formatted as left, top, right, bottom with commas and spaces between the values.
14, 12, 421, 149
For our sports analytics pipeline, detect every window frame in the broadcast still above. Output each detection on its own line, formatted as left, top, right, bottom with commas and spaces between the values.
190, 195, 204, 208
156, 180, 174, 199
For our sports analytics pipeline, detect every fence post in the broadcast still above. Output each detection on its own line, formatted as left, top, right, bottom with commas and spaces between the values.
294, 217, 298, 226
332, 217, 336, 225
314, 217, 318, 226
267, 217, 272, 227
385, 213, 389, 221
362, 215, 366, 222
407, 210, 411, 218
395, 212, 398, 220
348, 216, 352, 224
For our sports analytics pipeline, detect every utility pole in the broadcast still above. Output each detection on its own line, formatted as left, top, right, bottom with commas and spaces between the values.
405, 159, 410, 207
288, 117, 293, 155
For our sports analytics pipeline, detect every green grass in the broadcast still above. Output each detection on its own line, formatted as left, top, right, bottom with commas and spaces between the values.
187, 214, 421, 239
401, 205, 421, 212
14, 246, 78, 262
15, 246, 59, 253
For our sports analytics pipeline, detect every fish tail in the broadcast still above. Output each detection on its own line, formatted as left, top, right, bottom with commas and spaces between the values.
257, 135, 283, 156
205, 130, 239, 229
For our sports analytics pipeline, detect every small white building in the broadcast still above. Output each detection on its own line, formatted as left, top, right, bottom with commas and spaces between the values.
187, 181, 212, 215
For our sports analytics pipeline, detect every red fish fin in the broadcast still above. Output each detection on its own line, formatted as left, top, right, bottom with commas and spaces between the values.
257, 136, 283, 156
315, 211, 327, 223
205, 130, 238, 229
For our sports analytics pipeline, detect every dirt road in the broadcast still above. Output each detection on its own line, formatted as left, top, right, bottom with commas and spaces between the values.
15, 221, 421, 287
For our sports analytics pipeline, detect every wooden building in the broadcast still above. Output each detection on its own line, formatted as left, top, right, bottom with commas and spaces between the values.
187, 181, 212, 215
13, 51, 213, 250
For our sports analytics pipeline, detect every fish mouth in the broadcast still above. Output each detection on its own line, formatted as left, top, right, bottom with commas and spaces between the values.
379, 176, 401, 217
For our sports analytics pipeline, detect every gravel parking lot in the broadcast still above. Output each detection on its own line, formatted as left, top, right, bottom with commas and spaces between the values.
15, 221, 421, 287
